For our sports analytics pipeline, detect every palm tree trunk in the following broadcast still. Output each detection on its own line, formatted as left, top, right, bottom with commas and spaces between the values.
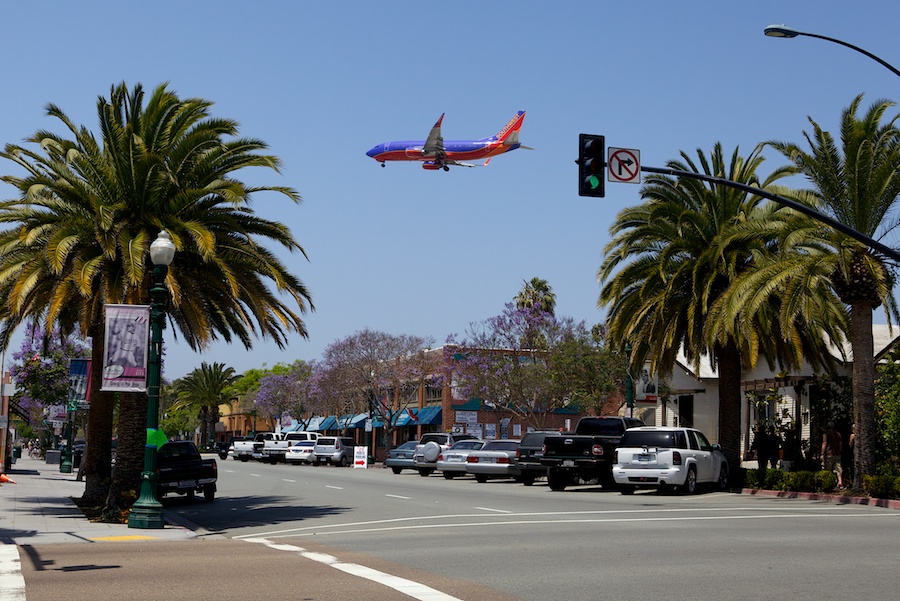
716, 338, 743, 478
850, 303, 876, 488
105, 390, 147, 515
81, 329, 114, 505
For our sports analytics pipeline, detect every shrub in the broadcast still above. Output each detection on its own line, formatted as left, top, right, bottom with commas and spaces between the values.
815, 470, 837, 492
781, 471, 817, 492
863, 474, 896, 499
764, 468, 784, 490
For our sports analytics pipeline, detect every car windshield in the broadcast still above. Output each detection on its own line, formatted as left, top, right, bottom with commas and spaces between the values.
317, 438, 336, 445
295, 441, 315, 448
620, 430, 684, 448
396, 441, 418, 450
484, 440, 520, 451
451, 440, 484, 450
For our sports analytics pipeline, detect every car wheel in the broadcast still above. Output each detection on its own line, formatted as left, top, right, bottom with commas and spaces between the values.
203, 484, 215, 502
418, 468, 433, 477
339, 455, 349, 467
240, 456, 249, 462
620, 486, 636, 495
547, 468, 568, 491
521, 472, 535, 486
681, 466, 698, 494
475, 475, 488, 483
422, 442, 441, 463
717, 463, 729, 490
443, 472, 456, 479
392, 467, 402, 474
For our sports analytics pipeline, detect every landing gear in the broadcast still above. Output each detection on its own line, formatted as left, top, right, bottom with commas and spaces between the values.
443, 165, 449, 172
380, 162, 385, 168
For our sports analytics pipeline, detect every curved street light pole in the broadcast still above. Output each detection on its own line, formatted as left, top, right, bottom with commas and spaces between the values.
764, 24, 900, 79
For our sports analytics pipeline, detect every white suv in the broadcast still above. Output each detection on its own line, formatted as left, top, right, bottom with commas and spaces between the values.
413, 432, 477, 476
612, 426, 728, 494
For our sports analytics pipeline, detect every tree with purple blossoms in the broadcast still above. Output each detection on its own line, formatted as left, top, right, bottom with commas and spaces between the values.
448, 304, 624, 429
253, 360, 316, 428
311, 329, 439, 446
10, 322, 90, 427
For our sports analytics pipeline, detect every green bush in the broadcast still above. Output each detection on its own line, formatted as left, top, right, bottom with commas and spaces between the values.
815, 470, 838, 492
764, 468, 784, 490
781, 471, 817, 492
862, 474, 896, 499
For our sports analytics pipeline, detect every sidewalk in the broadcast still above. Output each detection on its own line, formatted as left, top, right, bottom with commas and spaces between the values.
0, 454, 198, 545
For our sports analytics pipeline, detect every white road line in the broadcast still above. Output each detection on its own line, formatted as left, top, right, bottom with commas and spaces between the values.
385, 494, 411, 500
474, 506, 512, 514
244, 538, 463, 601
326, 485, 344, 490
235, 506, 895, 540
0, 545, 26, 601
250, 473, 261, 477
282, 479, 296, 483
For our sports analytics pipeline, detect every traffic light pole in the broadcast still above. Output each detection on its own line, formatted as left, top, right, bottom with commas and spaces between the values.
639, 164, 900, 263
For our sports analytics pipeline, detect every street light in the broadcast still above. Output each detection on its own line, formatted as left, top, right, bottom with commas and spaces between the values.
128, 230, 175, 529
764, 24, 900, 78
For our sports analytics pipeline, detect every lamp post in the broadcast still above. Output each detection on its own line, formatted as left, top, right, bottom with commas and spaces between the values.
128, 230, 175, 530
624, 343, 634, 418
764, 24, 900, 78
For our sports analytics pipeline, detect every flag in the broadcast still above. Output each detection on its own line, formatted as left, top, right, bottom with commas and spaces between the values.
146, 428, 167, 449
407, 408, 418, 422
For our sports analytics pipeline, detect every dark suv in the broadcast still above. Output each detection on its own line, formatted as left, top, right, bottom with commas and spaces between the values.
413, 432, 478, 476
515, 430, 561, 486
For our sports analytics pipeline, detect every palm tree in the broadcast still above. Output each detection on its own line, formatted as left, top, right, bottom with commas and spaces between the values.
0, 82, 314, 509
173, 362, 239, 449
759, 95, 900, 486
597, 143, 834, 474
515, 277, 556, 316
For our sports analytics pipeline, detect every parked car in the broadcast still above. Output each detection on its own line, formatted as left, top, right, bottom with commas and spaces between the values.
156, 440, 218, 501
612, 426, 729, 494
285, 440, 317, 465
261, 431, 320, 464
312, 436, 356, 466
466, 439, 521, 483
413, 432, 478, 476
435, 440, 487, 479
541, 416, 644, 490
384, 440, 419, 474
515, 430, 560, 486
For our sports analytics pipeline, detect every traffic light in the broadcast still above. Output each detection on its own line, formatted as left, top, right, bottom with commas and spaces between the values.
578, 134, 605, 197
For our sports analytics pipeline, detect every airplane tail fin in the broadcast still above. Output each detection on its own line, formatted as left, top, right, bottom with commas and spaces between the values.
493, 111, 526, 146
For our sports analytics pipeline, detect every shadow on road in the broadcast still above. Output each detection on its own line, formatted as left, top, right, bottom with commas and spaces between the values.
162, 494, 350, 532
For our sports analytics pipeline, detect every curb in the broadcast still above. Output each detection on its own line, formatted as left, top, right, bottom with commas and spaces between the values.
740, 487, 900, 510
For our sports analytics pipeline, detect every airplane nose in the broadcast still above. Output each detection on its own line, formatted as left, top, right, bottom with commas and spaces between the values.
366, 145, 382, 158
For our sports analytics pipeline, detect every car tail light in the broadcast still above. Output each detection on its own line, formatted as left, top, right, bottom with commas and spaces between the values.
672, 451, 682, 465
541, 444, 547, 454
516, 449, 521, 459
613, 450, 618, 463
467, 456, 479, 463
497, 456, 510, 464
591, 444, 604, 456
437, 453, 444, 461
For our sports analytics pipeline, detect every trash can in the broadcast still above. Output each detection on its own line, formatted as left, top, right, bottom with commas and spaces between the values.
12, 446, 21, 459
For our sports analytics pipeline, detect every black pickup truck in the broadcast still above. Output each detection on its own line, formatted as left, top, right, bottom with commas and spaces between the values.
157, 440, 218, 502
540, 416, 643, 491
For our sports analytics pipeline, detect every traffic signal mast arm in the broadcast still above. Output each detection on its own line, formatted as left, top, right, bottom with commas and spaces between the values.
640, 164, 900, 263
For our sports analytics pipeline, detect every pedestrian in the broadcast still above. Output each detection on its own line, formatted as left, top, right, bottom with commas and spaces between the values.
822, 423, 844, 489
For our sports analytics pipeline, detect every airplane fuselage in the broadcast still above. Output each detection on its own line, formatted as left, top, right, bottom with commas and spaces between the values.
366, 111, 528, 170
366, 139, 519, 163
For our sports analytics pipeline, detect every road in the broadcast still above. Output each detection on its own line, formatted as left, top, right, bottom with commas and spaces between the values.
19, 458, 900, 600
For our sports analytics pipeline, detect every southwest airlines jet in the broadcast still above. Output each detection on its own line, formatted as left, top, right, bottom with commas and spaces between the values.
366, 111, 530, 170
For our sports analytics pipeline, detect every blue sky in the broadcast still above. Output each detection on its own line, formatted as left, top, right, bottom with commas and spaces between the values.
1, 1, 898, 381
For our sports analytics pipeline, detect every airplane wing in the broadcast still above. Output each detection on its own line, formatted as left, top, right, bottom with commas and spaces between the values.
444, 158, 491, 168
423, 114, 446, 156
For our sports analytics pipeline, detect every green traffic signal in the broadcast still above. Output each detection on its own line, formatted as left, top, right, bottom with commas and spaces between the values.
578, 134, 605, 197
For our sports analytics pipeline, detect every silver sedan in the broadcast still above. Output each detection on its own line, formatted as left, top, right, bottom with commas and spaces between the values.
436, 440, 487, 479
465, 439, 521, 483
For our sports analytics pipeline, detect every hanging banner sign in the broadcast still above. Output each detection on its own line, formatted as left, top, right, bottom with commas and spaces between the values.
101, 304, 150, 392
68, 358, 91, 410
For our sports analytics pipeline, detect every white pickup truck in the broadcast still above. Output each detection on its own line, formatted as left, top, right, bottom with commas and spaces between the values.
260, 432, 319, 464
231, 432, 274, 462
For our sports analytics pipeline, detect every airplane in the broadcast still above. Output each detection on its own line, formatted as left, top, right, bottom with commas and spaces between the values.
366, 111, 531, 171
